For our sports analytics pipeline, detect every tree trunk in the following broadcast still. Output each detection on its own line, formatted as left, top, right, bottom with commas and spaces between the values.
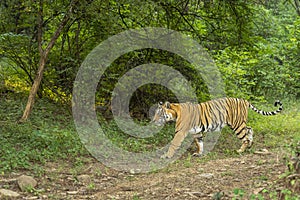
20, 55, 46, 122
19, 0, 77, 122
295, 0, 300, 16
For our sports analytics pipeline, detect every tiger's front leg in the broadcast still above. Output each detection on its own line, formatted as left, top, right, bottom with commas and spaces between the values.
193, 134, 204, 157
161, 131, 188, 159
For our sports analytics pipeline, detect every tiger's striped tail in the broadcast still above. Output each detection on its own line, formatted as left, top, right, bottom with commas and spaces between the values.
249, 100, 283, 116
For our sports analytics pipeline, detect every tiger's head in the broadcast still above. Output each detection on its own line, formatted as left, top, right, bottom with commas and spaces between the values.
152, 101, 177, 126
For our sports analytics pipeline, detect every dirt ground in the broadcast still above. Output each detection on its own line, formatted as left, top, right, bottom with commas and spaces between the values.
2, 148, 297, 200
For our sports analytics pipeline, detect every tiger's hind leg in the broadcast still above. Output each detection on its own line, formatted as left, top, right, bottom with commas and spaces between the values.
237, 127, 254, 153
247, 127, 254, 148
193, 134, 204, 157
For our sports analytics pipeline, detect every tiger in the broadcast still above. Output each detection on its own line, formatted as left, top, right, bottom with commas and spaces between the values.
152, 97, 283, 159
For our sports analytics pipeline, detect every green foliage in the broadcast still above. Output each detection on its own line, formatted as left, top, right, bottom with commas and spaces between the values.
1, 0, 299, 117
100, 117, 174, 153
212, 2, 299, 100
0, 94, 87, 172
248, 188, 300, 200
233, 187, 300, 200
247, 99, 300, 150
233, 188, 245, 200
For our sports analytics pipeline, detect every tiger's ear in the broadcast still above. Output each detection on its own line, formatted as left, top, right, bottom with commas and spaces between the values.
164, 101, 171, 109
158, 101, 163, 107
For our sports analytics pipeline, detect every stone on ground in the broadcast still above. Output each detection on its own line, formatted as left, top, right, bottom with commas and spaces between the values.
17, 175, 38, 192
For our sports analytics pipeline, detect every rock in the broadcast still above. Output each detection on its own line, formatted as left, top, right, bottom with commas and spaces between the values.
197, 173, 214, 179
17, 175, 38, 192
107, 194, 120, 199
253, 187, 264, 195
129, 169, 141, 174
0, 188, 20, 198
26, 197, 39, 199
67, 191, 79, 195
254, 149, 271, 155
77, 174, 91, 184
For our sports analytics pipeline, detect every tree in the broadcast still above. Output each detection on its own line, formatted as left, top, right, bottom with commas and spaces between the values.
292, 0, 300, 16
19, 0, 78, 122
0, 0, 298, 121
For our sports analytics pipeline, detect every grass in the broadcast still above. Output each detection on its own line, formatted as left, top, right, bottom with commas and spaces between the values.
1, 92, 299, 174
1, 93, 299, 199
249, 99, 300, 151
100, 119, 175, 152
0, 93, 87, 173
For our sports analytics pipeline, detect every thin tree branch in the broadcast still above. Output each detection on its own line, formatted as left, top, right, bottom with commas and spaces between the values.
118, 4, 129, 29
295, 0, 300, 16
45, 0, 78, 55
37, 0, 43, 55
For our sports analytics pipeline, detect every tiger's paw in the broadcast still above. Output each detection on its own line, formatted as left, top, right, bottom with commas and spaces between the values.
248, 141, 254, 148
192, 152, 203, 157
160, 153, 172, 159
237, 149, 244, 154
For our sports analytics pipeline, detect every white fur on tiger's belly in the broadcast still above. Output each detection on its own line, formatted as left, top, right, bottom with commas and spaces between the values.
189, 126, 203, 134
189, 123, 226, 134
